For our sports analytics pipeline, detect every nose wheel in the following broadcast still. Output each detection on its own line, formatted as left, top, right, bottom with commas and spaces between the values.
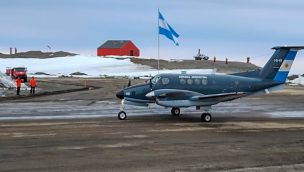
171, 107, 180, 116
118, 111, 127, 120
118, 99, 127, 120
201, 113, 212, 122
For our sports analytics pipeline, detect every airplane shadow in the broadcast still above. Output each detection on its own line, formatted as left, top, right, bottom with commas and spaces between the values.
127, 113, 267, 124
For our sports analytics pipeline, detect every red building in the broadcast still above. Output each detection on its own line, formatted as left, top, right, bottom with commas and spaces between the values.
97, 40, 140, 57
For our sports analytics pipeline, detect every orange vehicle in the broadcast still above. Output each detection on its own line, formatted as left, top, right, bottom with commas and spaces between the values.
6, 67, 28, 82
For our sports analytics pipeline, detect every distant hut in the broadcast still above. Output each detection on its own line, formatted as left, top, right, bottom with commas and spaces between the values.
97, 40, 140, 57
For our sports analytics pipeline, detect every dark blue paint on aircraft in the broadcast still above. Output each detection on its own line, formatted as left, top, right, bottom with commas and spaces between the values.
116, 46, 304, 122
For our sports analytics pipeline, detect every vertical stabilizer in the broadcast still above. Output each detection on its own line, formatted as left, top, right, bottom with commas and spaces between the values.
259, 46, 304, 82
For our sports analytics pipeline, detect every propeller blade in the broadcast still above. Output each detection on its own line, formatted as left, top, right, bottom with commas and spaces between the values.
127, 80, 131, 87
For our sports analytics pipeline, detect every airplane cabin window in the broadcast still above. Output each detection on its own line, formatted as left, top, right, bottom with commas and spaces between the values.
194, 79, 200, 85
187, 79, 193, 85
202, 78, 208, 85
162, 78, 170, 85
180, 79, 186, 85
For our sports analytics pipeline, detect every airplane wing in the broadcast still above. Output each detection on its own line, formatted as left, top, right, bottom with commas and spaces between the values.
190, 92, 247, 102
146, 89, 201, 99
146, 89, 247, 103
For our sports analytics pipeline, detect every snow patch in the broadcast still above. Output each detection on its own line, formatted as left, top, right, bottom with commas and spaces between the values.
289, 76, 304, 86
0, 55, 212, 77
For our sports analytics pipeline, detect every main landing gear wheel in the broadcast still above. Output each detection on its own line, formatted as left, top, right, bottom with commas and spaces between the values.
201, 113, 212, 122
118, 111, 127, 120
171, 107, 180, 116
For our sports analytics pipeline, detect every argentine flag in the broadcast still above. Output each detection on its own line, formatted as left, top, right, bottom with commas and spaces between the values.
158, 11, 179, 46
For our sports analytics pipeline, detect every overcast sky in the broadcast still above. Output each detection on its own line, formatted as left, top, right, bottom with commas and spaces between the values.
1, 0, 304, 74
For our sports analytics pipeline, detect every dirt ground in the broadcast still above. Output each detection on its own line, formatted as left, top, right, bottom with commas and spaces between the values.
1, 78, 304, 172
1, 117, 304, 172
0, 77, 144, 102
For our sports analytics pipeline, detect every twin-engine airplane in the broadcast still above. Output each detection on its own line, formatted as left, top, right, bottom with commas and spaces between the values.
116, 46, 304, 122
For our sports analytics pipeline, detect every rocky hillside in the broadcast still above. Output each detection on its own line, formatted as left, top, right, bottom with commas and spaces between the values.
131, 58, 260, 74
0, 51, 77, 59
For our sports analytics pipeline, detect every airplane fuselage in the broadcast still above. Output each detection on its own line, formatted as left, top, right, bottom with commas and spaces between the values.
151, 73, 279, 95
117, 73, 282, 108
116, 46, 304, 121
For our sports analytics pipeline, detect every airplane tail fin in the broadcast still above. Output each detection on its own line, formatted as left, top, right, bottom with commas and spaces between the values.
259, 46, 304, 82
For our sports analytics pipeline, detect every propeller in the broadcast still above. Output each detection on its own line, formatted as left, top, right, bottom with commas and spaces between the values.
127, 80, 131, 87
117, 79, 131, 99
122, 79, 132, 88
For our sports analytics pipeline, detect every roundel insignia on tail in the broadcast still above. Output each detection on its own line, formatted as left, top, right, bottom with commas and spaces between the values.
279, 60, 293, 72
284, 63, 289, 69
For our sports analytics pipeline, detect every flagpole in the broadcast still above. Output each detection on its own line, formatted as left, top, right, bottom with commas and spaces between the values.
157, 8, 160, 73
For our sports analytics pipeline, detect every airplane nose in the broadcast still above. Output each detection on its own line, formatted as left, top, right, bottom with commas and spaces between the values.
116, 90, 124, 99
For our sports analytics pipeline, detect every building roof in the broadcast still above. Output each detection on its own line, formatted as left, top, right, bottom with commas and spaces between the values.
98, 40, 130, 49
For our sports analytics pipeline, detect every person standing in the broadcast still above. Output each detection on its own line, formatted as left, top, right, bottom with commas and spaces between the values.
29, 77, 37, 94
15, 77, 22, 95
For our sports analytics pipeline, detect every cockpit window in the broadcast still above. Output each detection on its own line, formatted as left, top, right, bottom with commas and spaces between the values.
151, 76, 161, 85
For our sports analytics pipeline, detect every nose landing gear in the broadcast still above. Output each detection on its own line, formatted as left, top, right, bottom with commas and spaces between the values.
118, 111, 127, 120
118, 99, 127, 120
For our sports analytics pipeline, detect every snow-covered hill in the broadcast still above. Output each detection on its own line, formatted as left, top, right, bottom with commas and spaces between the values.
289, 76, 304, 86
0, 55, 212, 77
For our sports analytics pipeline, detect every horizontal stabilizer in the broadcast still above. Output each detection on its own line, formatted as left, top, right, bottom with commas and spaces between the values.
272, 46, 304, 50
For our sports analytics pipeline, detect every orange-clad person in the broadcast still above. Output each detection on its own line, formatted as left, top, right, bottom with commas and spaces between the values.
15, 77, 22, 95
29, 77, 37, 94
